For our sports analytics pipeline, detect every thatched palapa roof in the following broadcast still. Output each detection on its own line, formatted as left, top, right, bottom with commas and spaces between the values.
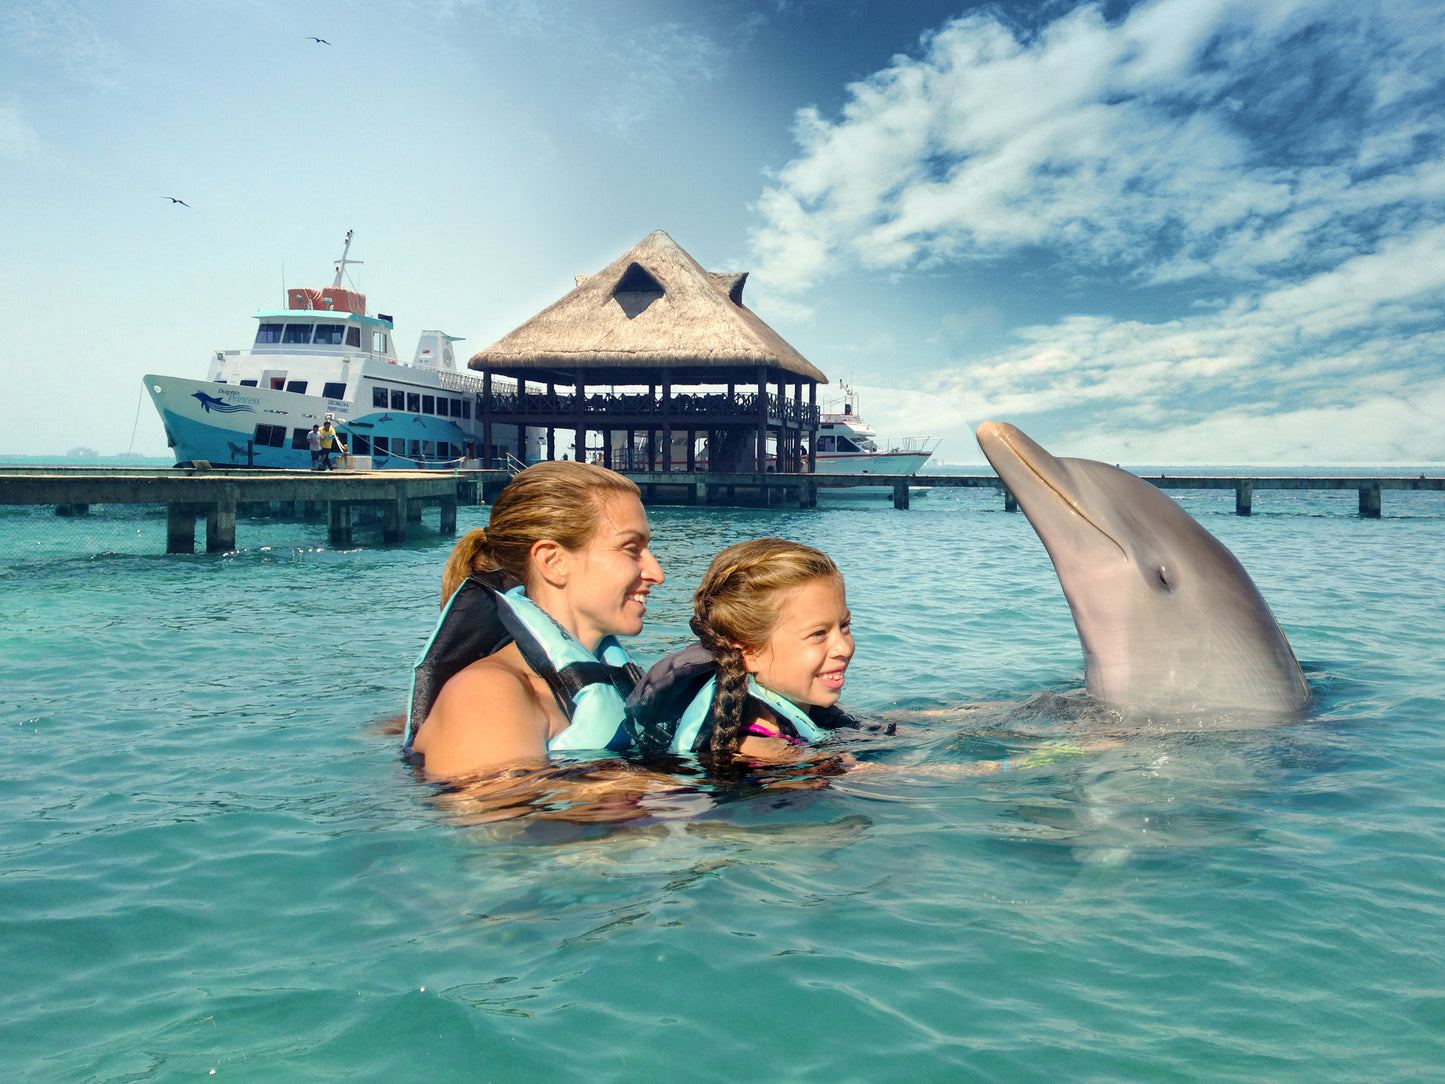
469, 230, 826, 384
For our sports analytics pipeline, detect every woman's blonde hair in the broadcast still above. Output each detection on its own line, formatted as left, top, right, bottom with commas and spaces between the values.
440, 461, 641, 606
690, 537, 841, 759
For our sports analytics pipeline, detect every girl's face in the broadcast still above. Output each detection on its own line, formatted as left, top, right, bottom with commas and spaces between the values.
564, 493, 664, 648
740, 576, 854, 709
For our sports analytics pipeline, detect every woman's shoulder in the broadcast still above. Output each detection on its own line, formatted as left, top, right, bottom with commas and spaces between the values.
414, 649, 553, 776
441, 649, 539, 704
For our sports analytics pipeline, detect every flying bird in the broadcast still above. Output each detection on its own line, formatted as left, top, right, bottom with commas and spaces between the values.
163, 196, 190, 207
308, 36, 331, 44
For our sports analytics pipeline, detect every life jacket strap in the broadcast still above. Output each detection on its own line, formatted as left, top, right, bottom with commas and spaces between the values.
554, 660, 645, 704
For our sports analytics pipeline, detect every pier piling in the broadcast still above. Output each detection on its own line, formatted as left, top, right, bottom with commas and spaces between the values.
1360, 483, 1382, 518
1236, 481, 1253, 516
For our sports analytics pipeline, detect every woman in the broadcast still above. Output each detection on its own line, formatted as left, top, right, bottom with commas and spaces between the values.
627, 538, 862, 763
406, 461, 664, 779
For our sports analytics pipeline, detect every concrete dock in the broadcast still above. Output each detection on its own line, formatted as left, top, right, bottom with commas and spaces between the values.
0, 466, 503, 552
612, 470, 1444, 514
1, 467, 1439, 555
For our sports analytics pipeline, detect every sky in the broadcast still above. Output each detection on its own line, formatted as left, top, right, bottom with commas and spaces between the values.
3, 0, 1443, 465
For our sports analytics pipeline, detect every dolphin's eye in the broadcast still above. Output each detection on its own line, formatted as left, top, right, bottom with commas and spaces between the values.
1154, 565, 1175, 591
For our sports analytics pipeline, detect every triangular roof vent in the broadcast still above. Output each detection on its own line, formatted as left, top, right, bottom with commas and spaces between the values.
709, 271, 747, 306
612, 261, 665, 318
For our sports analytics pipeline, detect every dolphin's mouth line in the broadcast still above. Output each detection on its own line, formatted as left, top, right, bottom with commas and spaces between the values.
1002, 430, 1128, 561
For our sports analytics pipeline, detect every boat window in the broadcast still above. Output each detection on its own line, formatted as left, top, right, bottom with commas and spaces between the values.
314, 324, 346, 345
817, 436, 836, 452
290, 428, 310, 449
837, 436, 860, 453
285, 380, 307, 394
422, 441, 435, 459
407, 393, 421, 413
437, 441, 451, 460
462, 399, 471, 420
346, 326, 361, 347
322, 382, 346, 399
240, 379, 258, 387
390, 389, 404, 410
409, 439, 421, 460
374, 436, 389, 454
449, 398, 462, 418
372, 331, 388, 353
270, 377, 286, 390
372, 387, 389, 408
282, 324, 313, 344
421, 395, 435, 415
255, 323, 284, 344
253, 423, 287, 447
352, 434, 370, 455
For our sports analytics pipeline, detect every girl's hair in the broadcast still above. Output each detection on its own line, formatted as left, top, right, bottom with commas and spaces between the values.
690, 537, 841, 760
439, 461, 641, 606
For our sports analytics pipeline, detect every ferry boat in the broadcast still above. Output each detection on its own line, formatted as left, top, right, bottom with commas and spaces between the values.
144, 232, 535, 470
808, 385, 938, 478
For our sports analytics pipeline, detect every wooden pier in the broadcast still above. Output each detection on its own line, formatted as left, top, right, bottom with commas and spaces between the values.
1, 467, 1439, 556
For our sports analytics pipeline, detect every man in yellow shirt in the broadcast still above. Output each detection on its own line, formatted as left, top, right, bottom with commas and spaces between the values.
318, 420, 347, 470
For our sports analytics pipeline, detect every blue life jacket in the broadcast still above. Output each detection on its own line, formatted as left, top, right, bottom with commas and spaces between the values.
624, 642, 858, 756
405, 570, 641, 757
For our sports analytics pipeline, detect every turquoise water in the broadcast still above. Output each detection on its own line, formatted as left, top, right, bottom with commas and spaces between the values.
4, 484, 1445, 1081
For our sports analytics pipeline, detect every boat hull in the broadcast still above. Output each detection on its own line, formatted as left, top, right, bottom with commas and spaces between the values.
812, 451, 934, 477
145, 373, 490, 469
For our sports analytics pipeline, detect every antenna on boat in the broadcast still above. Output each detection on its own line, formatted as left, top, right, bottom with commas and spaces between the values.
332, 229, 363, 289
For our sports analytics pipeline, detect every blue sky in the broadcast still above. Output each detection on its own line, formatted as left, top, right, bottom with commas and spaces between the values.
3, 0, 1442, 464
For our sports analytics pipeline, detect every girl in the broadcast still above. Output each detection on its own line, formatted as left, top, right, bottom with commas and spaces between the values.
628, 538, 861, 763
406, 461, 665, 779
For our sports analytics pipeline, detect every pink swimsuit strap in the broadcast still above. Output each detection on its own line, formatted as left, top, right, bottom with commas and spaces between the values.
746, 722, 806, 746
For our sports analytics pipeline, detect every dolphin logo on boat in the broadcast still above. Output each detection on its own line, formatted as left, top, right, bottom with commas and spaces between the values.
191, 390, 255, 414
976, 421, 1309, 715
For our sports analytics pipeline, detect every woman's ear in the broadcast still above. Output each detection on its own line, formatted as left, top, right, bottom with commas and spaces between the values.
529, 539, 569, 588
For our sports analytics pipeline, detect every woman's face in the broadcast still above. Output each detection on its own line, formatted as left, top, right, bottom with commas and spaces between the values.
741, 576, 854, 709
564, 493, 664, 648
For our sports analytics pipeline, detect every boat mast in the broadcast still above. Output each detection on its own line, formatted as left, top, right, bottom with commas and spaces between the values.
332, 229, 363, 289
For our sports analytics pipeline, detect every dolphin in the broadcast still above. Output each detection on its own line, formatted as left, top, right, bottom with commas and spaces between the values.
976, 421, 1309, 715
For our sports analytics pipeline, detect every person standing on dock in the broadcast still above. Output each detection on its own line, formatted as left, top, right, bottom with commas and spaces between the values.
318, 419, 346, 471
307, 424, 322, 470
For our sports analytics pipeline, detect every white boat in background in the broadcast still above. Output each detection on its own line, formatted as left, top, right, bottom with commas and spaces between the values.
144, 231, 537, 470
809, 385, 938, 478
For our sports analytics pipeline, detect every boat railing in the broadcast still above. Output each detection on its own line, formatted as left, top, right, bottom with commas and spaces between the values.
502, 452, 528, 476
875, 435, 941, 454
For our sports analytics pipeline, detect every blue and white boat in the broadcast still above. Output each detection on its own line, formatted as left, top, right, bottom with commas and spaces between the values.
144, 232, 535, 469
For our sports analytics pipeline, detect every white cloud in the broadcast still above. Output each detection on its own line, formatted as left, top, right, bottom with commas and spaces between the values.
587, 23, 728, 136
867, 237, 1445, 464
746, 0, 1445, 464
749, 0, 1445, 293
425, 0, 728, 136
0, 103, 45, 163
0, 0, 127, 91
